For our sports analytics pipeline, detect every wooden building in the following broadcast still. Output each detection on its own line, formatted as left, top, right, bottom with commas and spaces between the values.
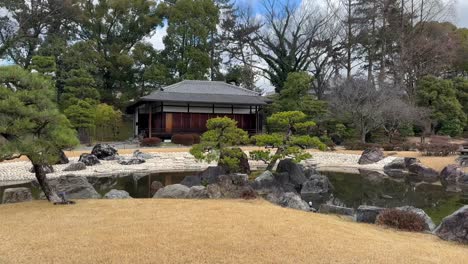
126, 80, 268, 138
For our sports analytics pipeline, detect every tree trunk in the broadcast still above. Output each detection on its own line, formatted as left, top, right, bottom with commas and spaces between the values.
33, 164, 61, 203
361, 130, 367, 143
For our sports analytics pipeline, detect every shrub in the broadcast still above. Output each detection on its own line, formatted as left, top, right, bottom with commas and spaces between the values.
140, 137, 162, 147
172, 134, 197, 146
419, 143, 460, 156
376, 209, 426, 232
381, 143, 419, 151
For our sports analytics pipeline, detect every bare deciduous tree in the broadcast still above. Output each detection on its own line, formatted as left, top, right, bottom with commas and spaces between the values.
330, 77, 387, 143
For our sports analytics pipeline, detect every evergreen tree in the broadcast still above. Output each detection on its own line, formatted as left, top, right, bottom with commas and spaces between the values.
250, 111, 326, 171
0, 66, 78, 202
416, 76, 467, 136
161, 0, 219, 80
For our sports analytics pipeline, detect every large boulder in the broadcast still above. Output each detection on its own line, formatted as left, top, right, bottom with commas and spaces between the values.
55, 150, 69, 165
187, 186, 209, 199
358, 148, 384, 165
319, 204, 355, 216
434, 205, 468, 244
48, 175, 101, 199
300, 174, 333, 202
91, 144, 118, 160
207, 174, 256, 199
29, 164, 54, 174
199, 166, 227, 185
104, 189, 132, 199
78, 154, 100, 166
251, 171, 276, 190
276, 159, 307, 189
383, 158, 407, 171
404, 157, 420, 168
2, 187, 33, 204
150, 181, 164, 196
408, 163, 439, 183
396, 206, 436, 231
117, 158, 145, 165
153, 184, 190, 199
218, 147, 251, 174
180, 175, 202, 187
440, 164, 465, 186
63, 162, 87, 172
356, 205, 385, 223
278, 192, 310, 211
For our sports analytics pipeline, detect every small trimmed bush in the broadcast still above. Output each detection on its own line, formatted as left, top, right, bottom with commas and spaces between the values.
140, 137, 162, 147
171, 134, 199, 146
376, 209, 426, 232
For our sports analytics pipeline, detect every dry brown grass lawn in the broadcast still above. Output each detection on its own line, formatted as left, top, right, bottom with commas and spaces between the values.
0, 199, 467, 264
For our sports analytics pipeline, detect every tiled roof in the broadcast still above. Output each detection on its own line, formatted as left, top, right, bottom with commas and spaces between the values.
158, 80, 261, 96
127, 81, 267, 112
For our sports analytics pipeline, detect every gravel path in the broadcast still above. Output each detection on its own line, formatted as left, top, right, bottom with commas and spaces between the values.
0, 151, 396, 182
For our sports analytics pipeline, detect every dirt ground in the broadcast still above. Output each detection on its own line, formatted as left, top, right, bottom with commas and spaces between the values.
0, 199, 466, 264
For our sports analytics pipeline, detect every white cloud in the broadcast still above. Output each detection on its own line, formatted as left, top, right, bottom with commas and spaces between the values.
144, 24, 167, 50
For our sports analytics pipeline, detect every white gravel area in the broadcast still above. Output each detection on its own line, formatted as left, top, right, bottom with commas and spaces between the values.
0, 151, 396, 182
0, 152, 215, 182
304, 152, 398, 171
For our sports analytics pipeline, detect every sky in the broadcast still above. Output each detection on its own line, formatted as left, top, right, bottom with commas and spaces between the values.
457, 0, 468, 27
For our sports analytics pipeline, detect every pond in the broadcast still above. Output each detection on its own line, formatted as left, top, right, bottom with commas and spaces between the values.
320, 170, 467, 224
0, 171, 197, 201
1, 169, 466, 224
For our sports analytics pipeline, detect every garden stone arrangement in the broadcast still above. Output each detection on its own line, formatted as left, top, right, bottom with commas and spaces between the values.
1, 145, 468, 245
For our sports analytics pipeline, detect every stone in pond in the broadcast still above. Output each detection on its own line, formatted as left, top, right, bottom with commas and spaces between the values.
440, 164, 465, 186
150, 181, 164, 196
104, 189, 132, 199
356, 205, 385, 223
63, 162, 86, 172
180, 175, 201, 187
383, 158, 407, 171
78, 154, 100, 166
2, 187, 33, 204
434, 205, 468, 244
408, 163, 439, 183
358, 148, 384, 165
153, 184, 190, 199
91, 144, 118, 160
47, 175, 101, 199
300, 174, 333, 202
